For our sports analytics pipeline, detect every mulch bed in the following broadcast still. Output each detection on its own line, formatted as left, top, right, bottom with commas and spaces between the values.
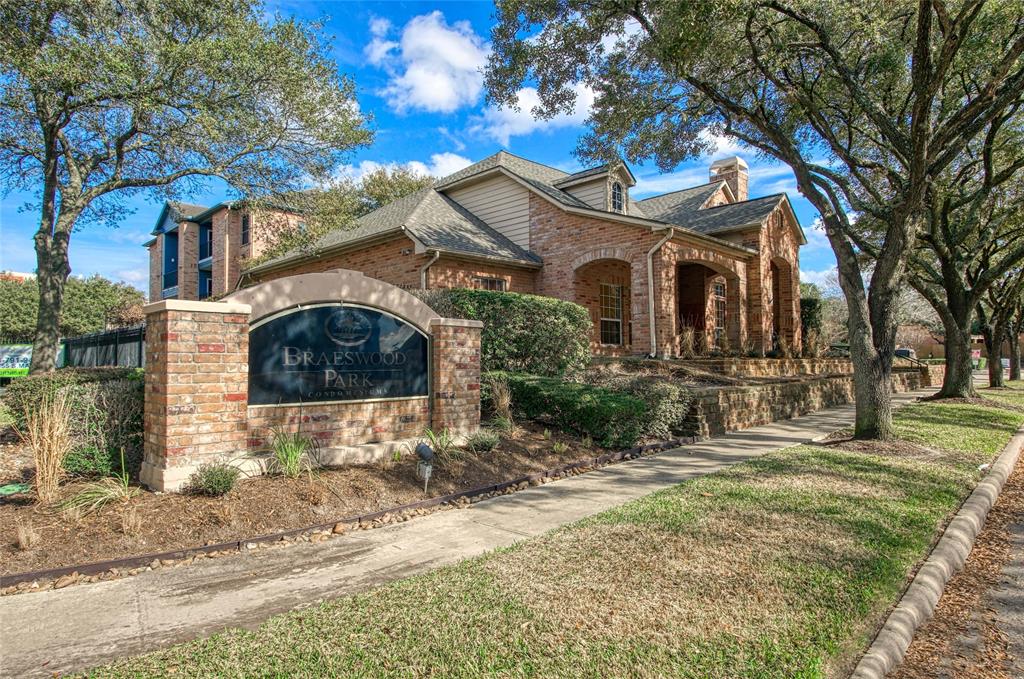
0, 422, 597, 577
890, 441, 1024, 678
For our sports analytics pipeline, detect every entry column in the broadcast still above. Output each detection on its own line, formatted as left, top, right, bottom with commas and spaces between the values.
430, 318, 483, 438
140, 299, 251, 492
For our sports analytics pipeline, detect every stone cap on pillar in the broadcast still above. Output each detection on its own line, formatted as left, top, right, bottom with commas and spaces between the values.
143, 299, 252, 315
430, 318, 484, 328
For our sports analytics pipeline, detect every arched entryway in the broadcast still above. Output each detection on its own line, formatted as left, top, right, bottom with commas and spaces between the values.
574, 258, 633, 354
768, 257, 796, 350
677, 262, 742, 353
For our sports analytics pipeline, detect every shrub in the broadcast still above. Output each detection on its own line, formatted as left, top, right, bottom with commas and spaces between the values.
186, 462, 242, 496
16, 390, 74, 504
423, 427, 460, 464
490, 371, 648, 448
587, 371, 697, 441
483, 373, 514, 422
467, 429, 500, 454
412, 288, 591, 376
3, 368, 143, 478
268, 427, 320, 478
800, 297, 823, 339
61, 448, 139, 514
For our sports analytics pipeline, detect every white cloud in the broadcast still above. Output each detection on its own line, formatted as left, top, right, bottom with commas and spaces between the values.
407, 152, 473, 178
599, 18, 643, 52
338, 152, 473, 181
802, 217, 832, 255
114, 268, 148, 284
800, 266, 837, 289
699, 129, 745, 158
369, 12, 489, 114
632, 166, 711, 197
473, 82, 596, 146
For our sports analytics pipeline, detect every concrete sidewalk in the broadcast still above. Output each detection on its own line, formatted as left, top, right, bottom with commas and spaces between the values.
0, 390, 928, 678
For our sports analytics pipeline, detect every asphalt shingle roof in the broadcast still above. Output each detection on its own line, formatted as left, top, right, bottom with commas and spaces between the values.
249, 151, 794, 272
167, 202, 209, 221
251, 185, 539, 272
674, 194, 785, 235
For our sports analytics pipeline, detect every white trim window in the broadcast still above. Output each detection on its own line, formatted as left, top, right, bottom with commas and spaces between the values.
611, 182, 625, 213
599, 282, 624, 345
713, 281, 727, 346
472, 276, 506, 292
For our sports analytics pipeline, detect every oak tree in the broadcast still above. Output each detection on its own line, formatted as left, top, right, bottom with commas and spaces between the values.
0, 0, 371, 372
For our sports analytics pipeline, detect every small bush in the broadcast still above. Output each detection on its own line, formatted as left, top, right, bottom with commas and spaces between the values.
187, 462, 242, 496
490, 371, 648, 448
587, 371, 697, 440
483, 373, 513, 422
467, 429, 500, 454
61, 449, 139, 514
16, 390, 74, 505
3, 368, 143, 478
423, 428, 460, 464
412, 288, 592, 376
268, 428, 320, 478
15, 518, 39, 550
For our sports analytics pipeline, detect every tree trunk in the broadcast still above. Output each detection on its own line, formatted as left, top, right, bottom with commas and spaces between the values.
30, 222, 72, 373
847, 293, 896, 440
936, 301, 976, 398
985, 323, 1004, 388
1011, 327, 1019, 383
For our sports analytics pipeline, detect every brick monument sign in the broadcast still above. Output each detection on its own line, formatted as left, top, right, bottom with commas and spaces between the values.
139, 269, 482, 491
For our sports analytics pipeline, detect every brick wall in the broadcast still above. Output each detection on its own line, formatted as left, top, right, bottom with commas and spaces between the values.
688, 370, 924, 437
211, 208, 241, 297
251, 236, 429, 289
177, 221, 199, 301
431, 319, 483, 435
428, 257, 537, 293
140, 300, 251, 492
247, 398, 430, 465
574, 258, 632, 355
680, 357, 855, 378
141, 300, 482, 491
148, 236, 163, 301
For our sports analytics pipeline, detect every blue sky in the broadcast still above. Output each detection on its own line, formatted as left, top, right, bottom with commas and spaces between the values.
0, 0, 836, 294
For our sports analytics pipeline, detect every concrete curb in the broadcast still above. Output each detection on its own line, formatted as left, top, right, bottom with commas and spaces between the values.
850, 423, 1024, 678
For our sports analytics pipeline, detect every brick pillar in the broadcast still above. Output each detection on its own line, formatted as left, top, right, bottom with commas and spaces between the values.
177, 221, 199, 301
430, 318, 482, 437
148, 235, 163, 302
140, 299, 251, 492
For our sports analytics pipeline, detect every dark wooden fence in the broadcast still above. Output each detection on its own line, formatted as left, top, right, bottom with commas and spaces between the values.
62, 325, 146, 368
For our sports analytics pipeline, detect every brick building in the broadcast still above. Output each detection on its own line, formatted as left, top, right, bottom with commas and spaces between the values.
143, 201, 303, 303
148, 152, 804, 357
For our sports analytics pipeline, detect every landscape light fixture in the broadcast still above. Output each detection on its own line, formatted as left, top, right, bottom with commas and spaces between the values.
415, 442, 434, 493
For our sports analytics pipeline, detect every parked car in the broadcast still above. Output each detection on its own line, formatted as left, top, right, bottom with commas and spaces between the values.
895, 347, 917, 359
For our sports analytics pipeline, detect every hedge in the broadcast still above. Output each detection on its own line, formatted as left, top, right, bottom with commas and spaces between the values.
486, 371, 648, 448
413, 289, 592, 376
3, 368, 144, 477
800, 297, 823, 338
586, 373, 697, 440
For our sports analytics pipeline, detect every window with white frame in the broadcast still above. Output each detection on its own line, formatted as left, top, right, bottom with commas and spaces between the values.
599, 283, 624, 345
611, 182, 625, 213
472, 276, 506, 292
713, 281, 727, 345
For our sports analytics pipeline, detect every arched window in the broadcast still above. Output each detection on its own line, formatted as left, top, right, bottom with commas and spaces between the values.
611, 182, 624, 213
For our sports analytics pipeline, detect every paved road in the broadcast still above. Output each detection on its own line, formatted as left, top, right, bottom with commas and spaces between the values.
0, 390, 930, 678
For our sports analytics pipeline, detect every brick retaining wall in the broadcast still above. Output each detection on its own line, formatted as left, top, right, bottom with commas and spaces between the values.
687, 370, 927, 438
679, 357, 855, 378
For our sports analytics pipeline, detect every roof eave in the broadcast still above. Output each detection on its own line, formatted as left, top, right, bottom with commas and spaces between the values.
242, 228, 405, 277
431, 248, 543, 270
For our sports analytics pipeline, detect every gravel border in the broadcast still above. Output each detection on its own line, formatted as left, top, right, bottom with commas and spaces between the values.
851, 423, 1024, 678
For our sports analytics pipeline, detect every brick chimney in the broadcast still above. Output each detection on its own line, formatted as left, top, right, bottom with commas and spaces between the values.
710, 156, 749, 202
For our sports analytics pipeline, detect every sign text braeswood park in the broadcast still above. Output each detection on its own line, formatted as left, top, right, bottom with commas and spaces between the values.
248, 304, 429, 406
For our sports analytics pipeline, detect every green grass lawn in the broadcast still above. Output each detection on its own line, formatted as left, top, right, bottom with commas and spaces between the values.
980, 379, 1024, 408
91, 401, 1024, 679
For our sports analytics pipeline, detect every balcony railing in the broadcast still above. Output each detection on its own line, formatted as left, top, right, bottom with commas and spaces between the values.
162, 270, 178, 290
